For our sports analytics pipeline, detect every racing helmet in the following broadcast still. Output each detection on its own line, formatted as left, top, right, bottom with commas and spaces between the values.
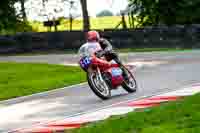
87, 31, 100, 42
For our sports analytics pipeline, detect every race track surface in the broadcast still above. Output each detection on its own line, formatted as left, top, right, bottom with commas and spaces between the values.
0, 50, 200, 132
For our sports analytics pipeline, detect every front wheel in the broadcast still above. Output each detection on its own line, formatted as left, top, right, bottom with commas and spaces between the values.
121, 65, 137, 93
87, 72, 111, 100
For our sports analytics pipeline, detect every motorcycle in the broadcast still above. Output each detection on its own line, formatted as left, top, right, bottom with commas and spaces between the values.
79, 47, 137, 100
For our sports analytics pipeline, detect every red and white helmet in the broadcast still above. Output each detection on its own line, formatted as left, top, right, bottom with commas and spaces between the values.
87, 31, 100, 42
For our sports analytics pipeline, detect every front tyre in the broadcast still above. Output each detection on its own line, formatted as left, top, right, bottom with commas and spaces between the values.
87, 72, 111, 100
121, 65, 137, 93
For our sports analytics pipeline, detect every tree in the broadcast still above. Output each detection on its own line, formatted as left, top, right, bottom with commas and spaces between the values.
0, 0, 18, 32
19, 0, 27, 21
128, 0, 200, 26
80, 0, 90, 31
96, 10, 113, 17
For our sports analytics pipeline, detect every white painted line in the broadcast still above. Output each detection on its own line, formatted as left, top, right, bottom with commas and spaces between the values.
48, 107, 134, 126
75, 106, 134, 122
158, 86, 200, 97
0, 100, 65, 127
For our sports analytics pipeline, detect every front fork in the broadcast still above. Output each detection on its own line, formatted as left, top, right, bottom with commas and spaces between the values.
96, 67, 105, 83
88, 67, 104, 83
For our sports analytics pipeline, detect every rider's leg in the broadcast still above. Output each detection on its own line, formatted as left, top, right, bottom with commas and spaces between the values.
105, 51, 129, 80
104, 51, 122, 66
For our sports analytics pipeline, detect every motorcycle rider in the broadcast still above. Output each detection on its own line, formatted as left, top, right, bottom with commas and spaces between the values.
78, 30, 122, 69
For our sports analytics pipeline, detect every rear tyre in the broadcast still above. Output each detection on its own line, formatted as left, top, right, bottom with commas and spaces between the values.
87, 72, 111, 100
121, 65, 137, 93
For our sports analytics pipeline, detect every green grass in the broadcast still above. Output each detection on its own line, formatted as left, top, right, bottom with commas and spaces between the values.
70, 94, 200, 133
0, 62, 86, 101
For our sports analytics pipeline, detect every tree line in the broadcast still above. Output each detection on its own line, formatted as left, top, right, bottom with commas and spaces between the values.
129, 0, 200, 26
0, 0, 91, 33
1, 0, 200, 34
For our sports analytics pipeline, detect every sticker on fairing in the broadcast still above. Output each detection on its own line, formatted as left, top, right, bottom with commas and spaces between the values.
111, 68, 122, 77
80, 57, 91, 69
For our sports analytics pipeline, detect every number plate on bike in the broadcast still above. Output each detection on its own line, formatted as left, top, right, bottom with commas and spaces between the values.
111, 68, 122, 77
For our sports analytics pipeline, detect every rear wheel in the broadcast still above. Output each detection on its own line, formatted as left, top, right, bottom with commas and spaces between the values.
87, 72, 111, 100
121, 65, 137, 93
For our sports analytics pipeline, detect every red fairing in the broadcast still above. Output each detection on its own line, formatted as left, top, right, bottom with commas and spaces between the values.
112, 75, 123, 88
106, 68, 123, 88
91, 56, 119, 70
91, 55, 123, 88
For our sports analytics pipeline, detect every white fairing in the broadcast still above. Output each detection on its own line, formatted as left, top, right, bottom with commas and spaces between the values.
78, 42, 102, 58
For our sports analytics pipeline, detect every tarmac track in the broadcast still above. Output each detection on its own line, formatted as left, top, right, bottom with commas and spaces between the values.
0, 50, 200, 132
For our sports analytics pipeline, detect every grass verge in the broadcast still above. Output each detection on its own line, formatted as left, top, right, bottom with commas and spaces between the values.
70, 93, 200, 133
0, 62, 86, 101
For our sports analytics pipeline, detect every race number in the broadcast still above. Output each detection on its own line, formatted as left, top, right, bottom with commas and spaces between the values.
80, 57, 91, 69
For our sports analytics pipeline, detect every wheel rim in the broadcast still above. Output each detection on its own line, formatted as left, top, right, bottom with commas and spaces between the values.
90, 73, 110, 96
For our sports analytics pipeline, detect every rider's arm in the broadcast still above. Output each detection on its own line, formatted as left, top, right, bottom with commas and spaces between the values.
99, 38, 112, 52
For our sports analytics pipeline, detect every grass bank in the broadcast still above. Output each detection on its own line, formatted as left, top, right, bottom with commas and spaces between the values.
0, 62, 86, 101
70, 93, 200, 133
